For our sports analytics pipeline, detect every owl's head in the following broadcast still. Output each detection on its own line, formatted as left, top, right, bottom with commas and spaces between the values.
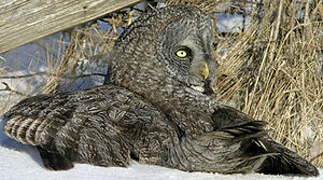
155, 6, 218, 95
109, 5, 218, 97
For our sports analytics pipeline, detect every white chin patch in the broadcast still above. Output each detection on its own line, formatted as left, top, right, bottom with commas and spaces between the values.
190, 85, 205, 93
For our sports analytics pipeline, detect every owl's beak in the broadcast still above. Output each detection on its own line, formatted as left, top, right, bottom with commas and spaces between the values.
189, 61, 211, 93
200, 62, 209, 80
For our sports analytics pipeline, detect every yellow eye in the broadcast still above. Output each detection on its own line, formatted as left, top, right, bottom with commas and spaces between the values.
176, 50, 187, 58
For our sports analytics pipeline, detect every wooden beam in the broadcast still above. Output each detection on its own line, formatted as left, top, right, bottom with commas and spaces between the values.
0, 0, 143, 53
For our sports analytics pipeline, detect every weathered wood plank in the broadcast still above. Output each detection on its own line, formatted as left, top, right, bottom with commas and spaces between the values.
0, 0, 142, 53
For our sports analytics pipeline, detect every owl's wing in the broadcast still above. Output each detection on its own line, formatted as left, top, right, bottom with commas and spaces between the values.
4, 93, 70, 146
211, 105, 319, 176
2, 85, 133, 170
212, 105, 258, 129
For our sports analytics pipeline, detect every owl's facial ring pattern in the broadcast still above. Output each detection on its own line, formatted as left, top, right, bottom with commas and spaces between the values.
156, 14, 216, 95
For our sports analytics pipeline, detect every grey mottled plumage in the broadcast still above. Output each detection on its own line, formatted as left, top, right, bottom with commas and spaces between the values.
2, 5, 319, 176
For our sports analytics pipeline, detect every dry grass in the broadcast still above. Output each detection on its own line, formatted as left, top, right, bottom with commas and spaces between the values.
41, 16, 134, 94
0, 0, 322, 167
164, 0, 323, 167
196, 0, 322, 166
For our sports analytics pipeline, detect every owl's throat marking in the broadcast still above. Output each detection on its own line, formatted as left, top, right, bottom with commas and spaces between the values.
190, 85, 204, 93
189, 79, 213, 96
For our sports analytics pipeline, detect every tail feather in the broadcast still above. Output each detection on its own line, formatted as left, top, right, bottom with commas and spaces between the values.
257, 136, 319, 176
221, 121, 319, 176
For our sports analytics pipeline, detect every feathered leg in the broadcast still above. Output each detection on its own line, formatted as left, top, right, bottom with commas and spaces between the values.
37, 146, 74, 170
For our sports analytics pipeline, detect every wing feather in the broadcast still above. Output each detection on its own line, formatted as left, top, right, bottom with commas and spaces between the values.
212, 105, 319, 176
26, 117, 43, 145
16, 117, 34, 144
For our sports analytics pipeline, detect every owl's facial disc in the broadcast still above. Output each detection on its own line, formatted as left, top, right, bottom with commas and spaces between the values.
156, 13, 217, 95
178, 38, 215, 95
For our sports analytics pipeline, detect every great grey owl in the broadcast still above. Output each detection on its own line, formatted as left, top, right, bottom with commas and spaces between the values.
2, 5, 319, 176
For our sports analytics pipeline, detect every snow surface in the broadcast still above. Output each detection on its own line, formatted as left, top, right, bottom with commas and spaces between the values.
0, 3, 322, 179
0, 118, 322, 180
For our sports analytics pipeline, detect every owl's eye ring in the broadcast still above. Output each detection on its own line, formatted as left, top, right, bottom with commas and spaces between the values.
176, 50, 188, 58
175, 47, 192, 58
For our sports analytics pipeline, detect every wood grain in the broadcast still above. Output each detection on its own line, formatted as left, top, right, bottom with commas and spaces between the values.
0, 0, 142, 53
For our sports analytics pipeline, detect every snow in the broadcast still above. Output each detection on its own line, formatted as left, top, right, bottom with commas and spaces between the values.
0, 118, 322, 180
215, 13, 252, 32
0, 3, 322, 179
